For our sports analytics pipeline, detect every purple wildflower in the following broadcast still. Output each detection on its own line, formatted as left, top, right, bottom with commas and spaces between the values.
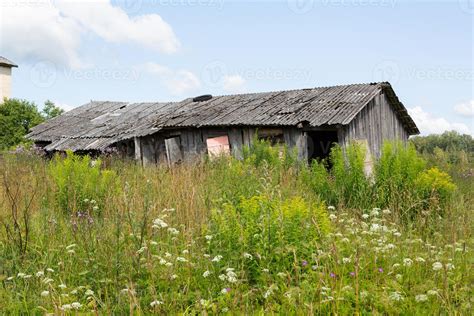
350, 272, 355, 277
330, 272, 336, 278
302, 260, 308, 267
378, 267, 384, 273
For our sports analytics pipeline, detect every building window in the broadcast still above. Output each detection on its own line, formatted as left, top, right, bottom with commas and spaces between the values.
257, 128, 284, 145
165, 136, 183, 165
206, 135, 231, 157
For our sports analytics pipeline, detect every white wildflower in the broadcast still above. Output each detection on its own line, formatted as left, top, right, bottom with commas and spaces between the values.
85, 289, 94, 296
262, 268, 269, 273
6, 276, 14, 281
415, 257, 425, 263
392, 263, 400, 269
23, 274, 32, 279
92, 206, 99, 211
221, 288, 230, 294
395, 274, 402, 280
403, 258, 413, 267
182, 249, 189, 254
71, 302, 82, 309
152, 218, 168, 229
446, 263, 455, 270
218, 274, 227, 281
329, 214, 337, 221
382, 209, 391, 214
370, 209, 380, 217
389, 291, 404, 301
62, 304, 72, 310
327, 205, 336, 211
200, 299, 210, 307
17, 272, 26, 278
277, 272, 286, 278
211, 255, 223, 262
165, 262, 173, 267
41, 290, 50, 297
205, 235, 213, 241
243, 252, 253, 260
203, 270, 212, 278
164, 252, 172, 258
170, 274, 178, 280
362, 214, 370, 219
176, 257, 187, 262
46, 268, 54, 273
427, 289, 438, 296
137, 246, 147, 254
393, 232, 402, 237
370, 223, 381, 232
415, 294, 428, 302
263, 289, 272, 299
59, 283, 67, 289
342, 257, 351, 264
150, 300, 163, 307
432, 262, 443, 271
168, 228, 180, 235
36, 271, 44, 277
70, 289, 78, 295
159, 259, 167, 265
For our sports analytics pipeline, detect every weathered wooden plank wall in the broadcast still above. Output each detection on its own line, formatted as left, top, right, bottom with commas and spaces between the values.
340, 92, 409, 158
134, 126, 307, 165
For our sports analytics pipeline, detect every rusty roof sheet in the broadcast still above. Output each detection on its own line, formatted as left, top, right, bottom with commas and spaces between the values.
27, 82, 419, 151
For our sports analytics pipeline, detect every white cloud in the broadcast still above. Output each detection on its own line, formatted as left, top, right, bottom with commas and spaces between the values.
222, 75, 246, 93
1, 0, 180, 68
408, 106, 472, 135
454, 100, 474, 117
141, 63, 201, 95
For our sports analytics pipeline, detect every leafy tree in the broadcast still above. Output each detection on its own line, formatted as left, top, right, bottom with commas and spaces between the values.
0, 99, 66, 150
42, 99, 64, 119
410, 131, 474, 154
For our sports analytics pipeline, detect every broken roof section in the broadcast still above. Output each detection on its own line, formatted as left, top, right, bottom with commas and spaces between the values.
26, 82, 419, 151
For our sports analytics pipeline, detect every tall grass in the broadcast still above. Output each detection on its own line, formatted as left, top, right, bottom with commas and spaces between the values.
0, 142, 471, 314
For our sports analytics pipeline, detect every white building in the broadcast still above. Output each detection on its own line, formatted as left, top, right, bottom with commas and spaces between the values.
0, 56, 18, 101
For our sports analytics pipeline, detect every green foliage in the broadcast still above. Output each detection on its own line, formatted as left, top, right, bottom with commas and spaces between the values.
49, 151, 118, 214
301, 141, 456, 218
209, 194, 330, 284
411, 131, 474, 161
416, 167, 456, 202
0, 148, 471, 314
0, 99, 65, 151
242, 136, 298, 169
42, 100, 64, 120
0, 98, 44, 150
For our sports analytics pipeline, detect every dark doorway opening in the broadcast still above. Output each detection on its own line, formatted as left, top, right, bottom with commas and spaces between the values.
307, 130, 339, 162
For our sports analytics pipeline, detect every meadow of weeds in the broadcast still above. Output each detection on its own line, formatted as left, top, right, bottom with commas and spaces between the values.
0, 141, 472, 314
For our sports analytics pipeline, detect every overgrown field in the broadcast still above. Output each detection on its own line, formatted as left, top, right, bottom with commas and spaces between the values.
0, 142, 472, 314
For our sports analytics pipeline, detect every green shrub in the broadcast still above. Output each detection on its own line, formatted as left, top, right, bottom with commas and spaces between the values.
49, 151, 118, 214
208, 194, 330, 284
416, 167, 456, 202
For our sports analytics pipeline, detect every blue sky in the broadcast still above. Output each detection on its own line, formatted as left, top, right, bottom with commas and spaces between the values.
2, 0, 473, 134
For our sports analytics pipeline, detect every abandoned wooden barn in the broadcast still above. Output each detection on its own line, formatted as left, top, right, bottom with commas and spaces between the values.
27, 82, 419, 165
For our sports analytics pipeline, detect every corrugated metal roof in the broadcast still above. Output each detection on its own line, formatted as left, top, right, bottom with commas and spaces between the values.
0, 56, 18, 68
27, 82, 419, 151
